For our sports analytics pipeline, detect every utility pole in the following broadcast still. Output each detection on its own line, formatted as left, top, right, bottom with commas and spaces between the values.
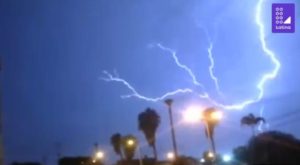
0, 56, 4, 165
164, 99, 178, 159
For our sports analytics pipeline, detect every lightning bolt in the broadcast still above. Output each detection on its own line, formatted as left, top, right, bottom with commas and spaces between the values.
201, 25, 223, 96
207, 42, 223, 96
255, 0, 281, 103
155, 43, 205, 89
102, 0, 281, 111
101, 71, 193, 102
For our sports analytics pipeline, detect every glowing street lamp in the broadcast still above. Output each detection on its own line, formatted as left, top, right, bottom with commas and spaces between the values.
183, 106, 223, 154
207, 151, 214, 158
126, 139, 135, 146
124, 138, 143, 165
210, 111, 223, 121
92, 150, 104, 164
222, 154, 232, 162
200, 158, 205, 163
182, 105, 223, 123
182, 106, 203, 123
166, 152, 175, 161
95, 151, 104, 159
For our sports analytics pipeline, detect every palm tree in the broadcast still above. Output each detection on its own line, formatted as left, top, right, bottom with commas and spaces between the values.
202, 107, 221, 154
138, 108, 161, 160
241, 113, 265, 136
121, 135, 138, 161
110, 133, 124, 160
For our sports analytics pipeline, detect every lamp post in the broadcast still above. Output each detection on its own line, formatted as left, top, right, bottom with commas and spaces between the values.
92, 150, 104, 165
164, 99, 178, 159
92, 142, 105, 164
92, 143, 104, 164
182, 106, 222, 154
126, 138, 143, 165
0, 57, 3, 165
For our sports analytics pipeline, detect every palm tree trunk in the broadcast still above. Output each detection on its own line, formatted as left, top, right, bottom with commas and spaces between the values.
119, 152, 124, 161
205, 122, 216, 154
211, 136, 216, 154
152, 144, 158, 160
168, 106, 178, 158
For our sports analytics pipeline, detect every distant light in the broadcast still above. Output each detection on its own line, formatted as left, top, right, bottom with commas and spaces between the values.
183, 106, 203, 123
200, 158, 205, 163
166, 152, 175, 160
92, 159, 96, 163
222, 154, 231, 162
127, 139, 135, 146
95, 151, 104, 159
211, 111, 223, 120
207, 151, 214, 158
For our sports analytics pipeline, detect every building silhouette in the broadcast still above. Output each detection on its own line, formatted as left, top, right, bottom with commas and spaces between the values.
59, 156, 103, 165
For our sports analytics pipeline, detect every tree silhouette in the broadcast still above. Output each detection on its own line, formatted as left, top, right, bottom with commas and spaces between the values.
138, 108, 160, 160
241, 113, 265, 136
173, 156, 200, 165
110, 133, 124, 160
121, 135, 137, 161
232, 145, 248, 164
248, 131, 300, 164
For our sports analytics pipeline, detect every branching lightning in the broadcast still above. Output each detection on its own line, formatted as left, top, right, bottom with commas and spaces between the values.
155, 43, 205, 88
207, 42, 222, 96
255, 0, 281, 103
102, 71, 193, 102
102, 0, 281, 111
200, 25, 223, 96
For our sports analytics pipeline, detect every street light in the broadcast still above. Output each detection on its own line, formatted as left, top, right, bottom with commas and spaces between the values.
166, 152, 175, 161
222, 154, 232, 162
125, 138, 143, 165
92, 150, 104, 164
200, 158, 205, 163
127, 139, 135, 146
207, 151, 214, 158
210, 111, 223, 121
182, 106, 203, 123
95, 151, 104, 160
182, 106, 223, 155
182, 105, 222, 123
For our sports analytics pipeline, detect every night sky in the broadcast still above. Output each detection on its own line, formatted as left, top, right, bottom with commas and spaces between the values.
1, 0, 300, 164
